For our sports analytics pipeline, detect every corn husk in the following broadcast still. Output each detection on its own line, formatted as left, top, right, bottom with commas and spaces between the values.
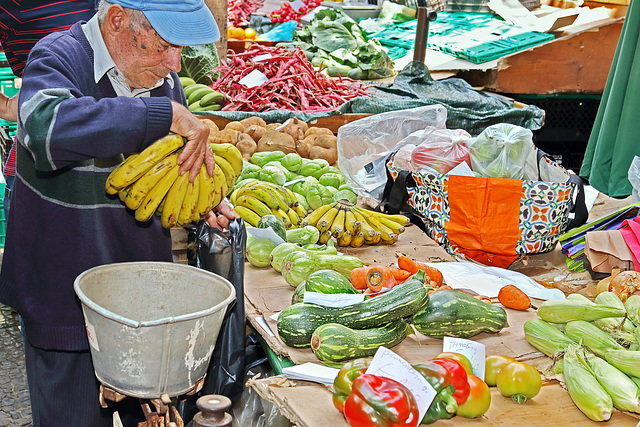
537, 299, 625, 324
567, 293, 594, 303
564, 344, 613, 421
565, 320, 624, 356
604, 350, 640, 378
524, 319, 575, 357
625, 295, 640, 327
594, 291, 636, 332
582, 349, 640, 413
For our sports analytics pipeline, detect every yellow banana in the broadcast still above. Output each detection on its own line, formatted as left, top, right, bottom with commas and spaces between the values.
272, 207, 293, 229
248, 183, 290, 212
214, 155, 237, 194
286, 207, 301, 228
357, 207, 406, 234
196, 165, 214, 216
235, 205, 261, 227
318, 230, 332, 245
124, 153, 178, 210
352, 209, 376, 240
380, 234, 399, 245
155, 196, 165, 217
368, 210, 411, 227
118, 185, 132, 202
177, 176, 200, 226
367, 230, 382, 245
260, 181, 298, 208
303, 202, 337, 227
209, 143, 243, 177
135, 164, 180, 222
362, 211, 398, 242
241, 185, 282, 211
105, 153, 138, 194
211, 164, 228, 208
235, 195, 272, 217
350, 231, 365, 248
330, 207, 346, 238
336, 230, 353, 247
108, 134, 184, 189
161, 172, 190, 228
344, 208, 360, 235
317, 206, 341, 233
292, 203, 307, 219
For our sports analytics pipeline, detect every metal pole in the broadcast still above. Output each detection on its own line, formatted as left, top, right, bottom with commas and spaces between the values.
413, 7, 430, 63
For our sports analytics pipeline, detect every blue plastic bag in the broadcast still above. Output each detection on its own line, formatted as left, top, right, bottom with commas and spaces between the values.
260, 20, 297, 41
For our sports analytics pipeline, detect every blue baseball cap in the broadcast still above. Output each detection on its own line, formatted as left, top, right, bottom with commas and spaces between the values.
110, 0, 220, 46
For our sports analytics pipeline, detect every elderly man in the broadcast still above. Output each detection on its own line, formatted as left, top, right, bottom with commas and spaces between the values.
0, 0, 236, 425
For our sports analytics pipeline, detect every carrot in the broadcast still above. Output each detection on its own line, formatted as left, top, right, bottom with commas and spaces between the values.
396, 255, 444, 286
366, 267, 397, 293
388, 267, 412, 283
497, 285, 531, 310
350, 266, 371, 290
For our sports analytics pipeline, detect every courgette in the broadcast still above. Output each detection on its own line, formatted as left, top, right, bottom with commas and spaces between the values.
413, 289, 508, 339
277, 270, 429, 347
311, 321, 409, 362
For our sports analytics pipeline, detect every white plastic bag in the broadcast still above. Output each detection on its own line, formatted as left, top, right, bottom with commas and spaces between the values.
629, 156, 640, 203
469, 123, 536, 180
337, 104, 448, 203
407, 127, 473, 174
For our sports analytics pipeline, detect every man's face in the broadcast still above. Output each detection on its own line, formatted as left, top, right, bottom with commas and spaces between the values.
112, 13, 183, 89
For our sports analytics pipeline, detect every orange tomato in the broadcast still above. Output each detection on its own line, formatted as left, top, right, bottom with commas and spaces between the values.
244, 27, 257, 40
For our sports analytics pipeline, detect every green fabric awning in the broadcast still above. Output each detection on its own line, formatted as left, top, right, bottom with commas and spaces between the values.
580, 1, 640, 198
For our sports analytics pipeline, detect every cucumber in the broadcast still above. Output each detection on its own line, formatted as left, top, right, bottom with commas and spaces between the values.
311, 321, 409, 362
326, 65, 353, 77
413, 289, 508, 339
277, 271, 429, 347
305, 270, 359, 295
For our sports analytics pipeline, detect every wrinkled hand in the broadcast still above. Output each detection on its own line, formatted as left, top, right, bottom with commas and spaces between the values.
0, 92, 18, 122
203, 198, 240, 230
170, 101, 215, 182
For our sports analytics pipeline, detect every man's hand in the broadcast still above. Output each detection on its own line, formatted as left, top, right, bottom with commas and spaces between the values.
170, 101, 215, 182
0, 92, 18, 122
203, 198, 240, 230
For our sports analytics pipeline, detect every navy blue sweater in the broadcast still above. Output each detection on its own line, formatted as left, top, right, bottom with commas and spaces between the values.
0, 22, 186, 351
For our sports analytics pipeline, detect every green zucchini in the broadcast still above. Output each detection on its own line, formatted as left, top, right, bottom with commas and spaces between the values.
292, 281, 306, 304
311, 321, 409, 362
277, 270, 429, 347
305, 270, 359, 295
413, 289, 508, 339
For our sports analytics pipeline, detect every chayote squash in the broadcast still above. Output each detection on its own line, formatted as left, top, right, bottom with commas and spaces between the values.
306, 184, 334, 211
294, 191, 310, 212
333, 188, 357, 204
263, 161, 294, 181
298, 158, 330, 178
318, 172, 345, 189
259, 165, 287, 186
270, 240, 337, 273
238, 161, 261, 181
250, 150, 286, 167
281, 152, 303, 172
290, 176, 319, 196
281, 251, 364, 287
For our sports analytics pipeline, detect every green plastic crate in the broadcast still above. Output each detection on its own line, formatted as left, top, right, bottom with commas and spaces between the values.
0, 68, 19, 98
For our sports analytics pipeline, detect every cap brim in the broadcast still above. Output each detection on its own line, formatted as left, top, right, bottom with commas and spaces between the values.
144, 5, 220, 46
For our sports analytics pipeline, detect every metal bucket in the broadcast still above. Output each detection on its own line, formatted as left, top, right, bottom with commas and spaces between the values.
74, 262, 236, 399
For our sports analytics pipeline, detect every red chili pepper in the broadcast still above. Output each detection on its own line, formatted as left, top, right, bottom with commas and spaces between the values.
429, 358, 471, 405
344, 374, 420, 427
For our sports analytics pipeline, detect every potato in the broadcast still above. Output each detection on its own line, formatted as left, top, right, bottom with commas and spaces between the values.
296, 135, 316, 158
236, 134, 258, 160
280, 118, 309, 142
257, 129, 296, 154
209, 129, 240, 145
309, 145, 338, 165
304, 127, 333, 138
201, 118, 219, 132
240, 116, 267, 128
265, 123, 282, 131
313, 134, 337, 150
224, 121, 246, 133
245, 125, 267, 143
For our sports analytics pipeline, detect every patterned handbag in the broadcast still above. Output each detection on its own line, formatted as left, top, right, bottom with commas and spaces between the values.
383, 151, 588, 268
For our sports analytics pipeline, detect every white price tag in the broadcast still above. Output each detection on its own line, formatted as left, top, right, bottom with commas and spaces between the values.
253, 53, 272, 62
367, 347, 437, 421
442, 337, 486, 380
303, 291, 365, 307
289, 0, 306, 12
239, 69, 269, 88
246, 227, 285, 245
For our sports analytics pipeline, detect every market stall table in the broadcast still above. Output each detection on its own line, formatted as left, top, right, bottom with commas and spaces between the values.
242, 222, 640, 426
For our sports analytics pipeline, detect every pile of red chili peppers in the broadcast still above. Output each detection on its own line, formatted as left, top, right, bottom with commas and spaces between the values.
211, 44, 371, 113
270, 0, 324, 24
228, 0, 264, 28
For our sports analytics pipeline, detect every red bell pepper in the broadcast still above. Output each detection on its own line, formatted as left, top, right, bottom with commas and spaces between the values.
429, 358, 470, 405
332, 358, 371, 413
344, 374, 420, 427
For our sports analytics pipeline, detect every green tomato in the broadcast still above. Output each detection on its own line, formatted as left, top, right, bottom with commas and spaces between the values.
435, 352, 473, 375
456, 374, 491, 418
496, 361, 542, 404
484, 355, 518, 387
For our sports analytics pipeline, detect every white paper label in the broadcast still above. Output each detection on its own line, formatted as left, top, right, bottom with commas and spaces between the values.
239, 70, 269, 88
253, 53, 273, 62
255, 316, 275, 337
86, 322, 99, 351
246, 226, 286, 245
303, 291, 365, 307
366, 347, 437, 421
289, 0, 306, 12
442, 337, 486, 380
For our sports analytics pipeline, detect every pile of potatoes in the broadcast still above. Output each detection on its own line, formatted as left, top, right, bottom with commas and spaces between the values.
201, 116, 339, 164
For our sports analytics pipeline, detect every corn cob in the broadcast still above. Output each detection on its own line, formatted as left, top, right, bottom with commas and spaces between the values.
564, 344, 613, 421
604, 350, 640, 378
523, 319, 575, 357
581, 349, 640, 413
625, 295, 640, 327
536, 299, 625, 324
595, 291, 636, 333
565, 320, 624, 356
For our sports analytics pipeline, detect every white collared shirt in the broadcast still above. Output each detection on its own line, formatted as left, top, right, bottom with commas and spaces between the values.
81, 15, 174, 97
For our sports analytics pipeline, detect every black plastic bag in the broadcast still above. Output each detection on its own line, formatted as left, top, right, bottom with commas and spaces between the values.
180, 218, 247, 423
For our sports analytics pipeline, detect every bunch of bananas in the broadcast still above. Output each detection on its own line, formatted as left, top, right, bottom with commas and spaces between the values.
303, 200, 410, 247
230, 181, 307, 229
105, 134, 242, 229
180, 77, 225, 112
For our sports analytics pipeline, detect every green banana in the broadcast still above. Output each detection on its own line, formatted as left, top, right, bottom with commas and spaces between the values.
107, 134, 184, 190
188, 101, 201, 111
183, 83, 210, 99
124, 153, 178, 210
209, 143, 243, 177
196, 104, 222, 112
188, 87, 215, 105
199, 91, 225, 107
135, 163, 180, 222
179, 77, 196, 87
161, 172, 190, 228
